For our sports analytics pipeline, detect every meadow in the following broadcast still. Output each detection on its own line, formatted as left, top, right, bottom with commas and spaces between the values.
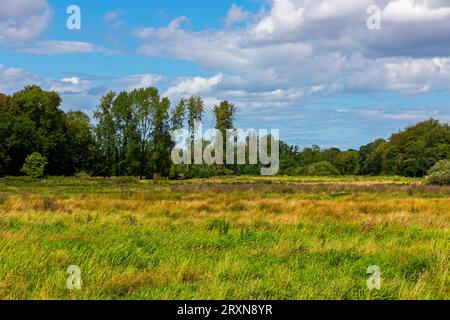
0, 176, 448, 300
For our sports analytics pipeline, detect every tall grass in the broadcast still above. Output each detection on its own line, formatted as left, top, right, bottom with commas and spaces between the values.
0, 176, 448, 300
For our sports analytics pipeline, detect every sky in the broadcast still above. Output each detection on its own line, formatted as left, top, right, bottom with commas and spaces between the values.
1, 0, 450, 149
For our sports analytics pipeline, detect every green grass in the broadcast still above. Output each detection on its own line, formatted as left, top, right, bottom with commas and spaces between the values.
0, 176, 448, 300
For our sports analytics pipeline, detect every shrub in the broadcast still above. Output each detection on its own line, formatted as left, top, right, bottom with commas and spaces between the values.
21, 152, 48, 178
425, 160, 450, 185
302, 161, 341, 176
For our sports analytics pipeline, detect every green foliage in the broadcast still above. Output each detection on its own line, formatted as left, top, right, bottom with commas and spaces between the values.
279, 145, 359, 177
2, 85, 450, 180
213, 100, 237, 172
12, 86, 70, 175
425, 160, 450, 185
171, 98, 187, 131
93, 87, 178, 179
66, 111, 97, 174
359, 120, 450, 177
0, 86, 95, 176
21, 152, 48, 178
187, 96, 204, 136
93, 91, 117, 177
358, 139, 386, 175
151, 96, 173, 178
335, 151, 360, 175
214, 100, 236, 135
301, 161, 340, 176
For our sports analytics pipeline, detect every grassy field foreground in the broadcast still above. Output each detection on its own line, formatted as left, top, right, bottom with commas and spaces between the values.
0, 176, 448, 300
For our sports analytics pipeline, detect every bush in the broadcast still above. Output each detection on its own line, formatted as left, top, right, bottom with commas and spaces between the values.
301, 161, 341, 176
21, 152, 48, 178
425, 160, 450, 185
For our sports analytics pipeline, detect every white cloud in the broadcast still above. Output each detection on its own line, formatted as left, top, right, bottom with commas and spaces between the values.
132, 16, 189, 39
61, 77, 85, 85
0, 64, 43, 93
0, 0, 51, 43
2, 0, 450, 143
164, 74, 224, 98
383, 0, 450, 22
0, 0, 50, 17
0, 1, 109, 53
121, 74, 164, 91
251, 0, 305, 41
346, 56, 450, 93
104, 10, 124, 23
308, 0, 372, 21
384, 57, 450, 92
359, 109, 441, 121
48, 77, 92, 94
131, 0, 450, 101
225, 4, 250, 26
21, 41, 108, 55
135, 17, 313, 84
103, 9, 126, 30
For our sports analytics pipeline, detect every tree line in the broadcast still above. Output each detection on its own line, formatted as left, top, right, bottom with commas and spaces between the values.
1, 85, 449, 178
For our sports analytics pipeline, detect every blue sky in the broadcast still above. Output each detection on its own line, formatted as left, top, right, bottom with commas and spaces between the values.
1, 0, 450, 149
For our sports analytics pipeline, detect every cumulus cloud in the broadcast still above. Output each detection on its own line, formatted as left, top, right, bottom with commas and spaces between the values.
345, 56, 450, 93
135, 18, 313, 88
225, 4, 250, 26
164, 74, 224, 98
3, 0, 450, 147
131, 0, 450, 98
127, 0, 450, 148
383, 0, 450, 22
0, 0, 52, 43
49, 77, 92, 94
0, 64, 98, 97
0, 1, 110, 54
0, 64, 44, 92
308, 0, 372, 21
251, 0, 305, 41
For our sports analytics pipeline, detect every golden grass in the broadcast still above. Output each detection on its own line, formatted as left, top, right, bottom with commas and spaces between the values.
0, 176, 448, 300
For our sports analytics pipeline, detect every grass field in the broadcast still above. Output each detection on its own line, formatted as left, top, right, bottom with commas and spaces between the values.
0, 176, 448, 300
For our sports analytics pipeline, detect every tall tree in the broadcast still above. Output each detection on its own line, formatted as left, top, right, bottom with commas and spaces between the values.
187, 96, 204, 165
358, 139, 385, 175
66, 111, 97, 174
171, 98, 187, 131
94, 91, 116, 177
0, 112, 38, 176
130, 87, 155, 179
12, 86, 73, 175
111, 91, 140, 176
151, 96, 172, 177
213, 100, 236, 170
214, 100, 236, 134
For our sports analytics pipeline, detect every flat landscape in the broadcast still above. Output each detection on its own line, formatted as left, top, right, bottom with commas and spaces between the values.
0, 176, 448, 300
